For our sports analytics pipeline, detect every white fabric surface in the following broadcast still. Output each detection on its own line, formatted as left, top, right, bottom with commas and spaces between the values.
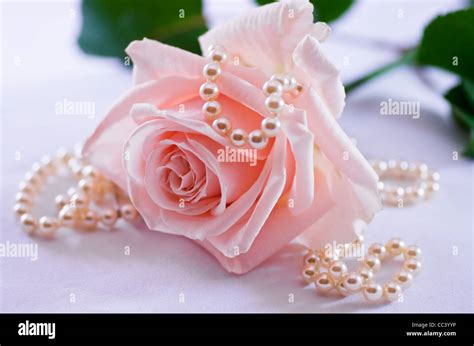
0, 0, 472, 312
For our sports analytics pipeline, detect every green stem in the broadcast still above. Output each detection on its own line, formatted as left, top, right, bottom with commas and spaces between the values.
345, 49, 418, 95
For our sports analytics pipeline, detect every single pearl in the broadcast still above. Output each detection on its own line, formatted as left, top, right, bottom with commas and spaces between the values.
212, 117, 232, 136
82, 165, 101, 181
54, 194, 69, 211
262, 79, 283, 97
303, 251, 319, 266
430, 171, 441, 182
18, 181, 37, 196
291, 83, 304, 97
38, 216, 60, 238
363, 254, 381, 272
328, 260, 348, 280
358, 267, 374, 282
100, 208, 118, 227
59, 205, 79, 228
24, 171, 42, 187
362, 282, 383, 302
385, 237, 406, 256
261, 117, 281, 138
374, 160, 388, 176
81, 210, 98, 230
120, 204, 138, 221
31, 162, 47, 179
384, 282, 403, 302
70, 193, 89, 211
229, 129, 248, 147
320, 253, 339, 269
302, 264, 317, 284
199, 81, 219, 101
368, 243, 386, 258
40, 155, 56, 175
248, 130, 268, 150
202, 62, 222, 81
78, 178, 95, 196
403, 245, 422, 260
15, 192, 32, 206
376, 181, 384, 192
270, 74, 294, 92
335, 278, 351, 297
403, 258, 422, 276
56, 147, 72, 163
343, 273, 363, 292
202, 101, 222, 120
20, 213, 38, 235
264, 95, 284, 115
14, 203, 30, 220
314, 272, 334, 293
394, 269, 414, 289
208, 45, 228, 64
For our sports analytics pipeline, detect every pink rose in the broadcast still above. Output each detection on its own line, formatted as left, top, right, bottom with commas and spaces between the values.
83, 0, 381, 274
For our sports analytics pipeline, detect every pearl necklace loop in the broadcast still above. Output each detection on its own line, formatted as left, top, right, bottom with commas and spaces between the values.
200, 44, 305, 150
14, 148, 139, 239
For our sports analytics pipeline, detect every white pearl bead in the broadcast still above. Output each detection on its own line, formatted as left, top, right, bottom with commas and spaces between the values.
394, 269, 414, 289
271, 74, 293, 91
24, 171, 42, 187
320, 253, 339, 269
199, 81, 219, 101
100, 208, 119, 227
56, 147, 72, 163
38, 216, 60, 238
403, 258, 422, 276
82, 165, 101, 180
328, 260, 348, 280
81, 210, 98, 230
358, 267, 374, 282
18, 181, 37, 196
78, 178, 95, 196
202, 62, 222, 81
70, 193, 89, 211
120, 204, 138, 221
262, 79, 283, 97
368, 243, 386, 258
208, 45, 228, 64
362, 282, 383, 302
67, 187, 77, 197
15, 192, 32, 206
384, 282, 402, 302
261, 117, 281, 138
59, 205, 78, 228
248, 130, 268, 150
314, 272, 334, 293
302, 264, 317, 284
403, 245, 422, 260
212, 117, 232, 136
385, 237, 406, 256
303, 251, 320, 266
363, 254, 381, 272
20, 213, 37, 235
202, 101, 222, 120
14, 203, 30, 220
54, 194, 69, 211
229, 129, 248, 147
343, 273, 363, 292
264, 95, 284, 115
335, 278, 351, 297
40, 155, 56, 175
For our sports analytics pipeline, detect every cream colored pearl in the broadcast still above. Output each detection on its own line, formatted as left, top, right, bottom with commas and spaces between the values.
14, 203, 30, 219
202, 62, 221, 81
70, 193, 89, 211
208, 45, 228, 64
314, 272, 334, 293
59, 205, 79, 228
385, 237, 405, 256
15, 192, 32, 206
40, 155, 56, 175
368, 243, 386, 258
82, 165, 101, 181
261, 117, 281, 138
18, 181, 37, 196
270, 74, 293, 92
78, 178, 95, 196
403, 258, 422, 276
262, 79, 283, 97
394, 269, 413, 289
120, 204, 138, 221
20, 213, 38, 235
100, 208, 118, 227
67, 187, 77, 197
320, 253, 339, 269
374, 160, 388, 176
363, 254, 381, 272
403, 245, 422, 260
24, 171, 42, 187
199, 81, 219, 101
56, 147, 72, 163
431, 171, 441, 182
335, 278, 351, 297
358, 267, 374, 282
212, 117, 232, 136
264, 95, 284, 115
229, 129, 248, 147
38, 216, 60, 238
31, 162, 47, 178
328, 260, 348, 280
384, 282, 402, 302
302, 264, 317, 284
362, 282, 383, 302
81, 210, 98, 230
202, 101, 222, 120
303, 251, 319, 266
343, 272, 363, 292
248, 130, 268, 150
54, 194, 69, 211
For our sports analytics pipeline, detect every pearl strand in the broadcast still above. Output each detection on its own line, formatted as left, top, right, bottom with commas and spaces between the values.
370, 159, 440, 206
302, 237, 422, 303
200, 44, 304, 150
14, 148, 139, 238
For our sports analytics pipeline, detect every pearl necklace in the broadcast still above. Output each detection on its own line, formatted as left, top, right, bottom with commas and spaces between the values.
302, 237, 422, 303
200, 44, 304, 150
14, 148, 138, 238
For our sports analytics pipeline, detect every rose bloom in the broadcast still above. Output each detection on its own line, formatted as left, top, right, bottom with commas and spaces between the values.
83, 0, 381, 274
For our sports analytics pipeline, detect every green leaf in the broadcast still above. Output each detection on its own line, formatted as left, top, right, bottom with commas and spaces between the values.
255, 0, 353, 23
78, 0, 207, 59
417, 8, 474, 81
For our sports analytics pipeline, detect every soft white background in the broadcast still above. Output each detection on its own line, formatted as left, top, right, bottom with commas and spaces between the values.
0, 0, 472, 312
